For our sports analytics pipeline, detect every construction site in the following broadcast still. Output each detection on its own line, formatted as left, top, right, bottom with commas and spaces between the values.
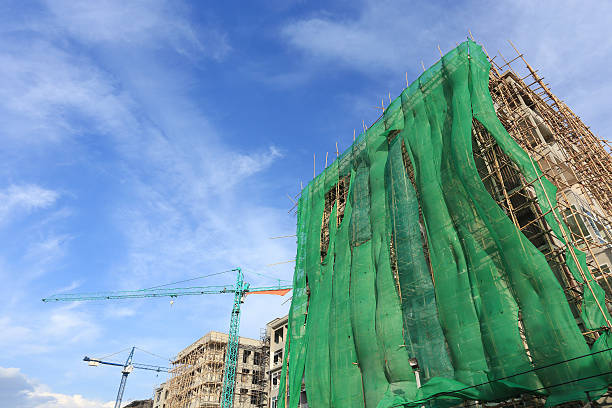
150, 38, 612, 408
161, 331, 268, 408
150, 317, 291, 408
40, 38, 612, 408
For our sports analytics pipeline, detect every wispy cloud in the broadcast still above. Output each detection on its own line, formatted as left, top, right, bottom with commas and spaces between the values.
0, 305, 102, 358
25, 234, 72, 263
280, 0, 612, 137
0, 39, 136, 144
1, 0, 294, 295
44, 0, 231, 61
44, 305, 102, 344
281, 1, 460, 74
211, 146, 284, 191
0, 185, 59, 222
0, 0, 293, 401
281, 1, 612, 74
1, 0, 291, 286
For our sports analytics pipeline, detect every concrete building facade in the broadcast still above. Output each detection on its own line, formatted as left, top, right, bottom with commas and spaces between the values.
164, 331, 268, 408
265, 316, 287, 408
265, 315, 307, 408
152, 382, 169, 408
480, 63, 612, 328
272, 45, 612, 407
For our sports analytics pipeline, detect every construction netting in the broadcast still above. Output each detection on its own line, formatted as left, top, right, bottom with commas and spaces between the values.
277, 40, 612, 408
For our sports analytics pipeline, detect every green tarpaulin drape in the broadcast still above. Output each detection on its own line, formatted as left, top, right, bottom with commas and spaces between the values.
277, 40, 611, 408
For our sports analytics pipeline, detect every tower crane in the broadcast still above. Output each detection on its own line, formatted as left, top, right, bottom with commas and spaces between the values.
42, 267, 292, 408
84, 346, 169, 408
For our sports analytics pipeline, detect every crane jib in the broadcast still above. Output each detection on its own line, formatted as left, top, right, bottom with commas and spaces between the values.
42, 267, 292, 408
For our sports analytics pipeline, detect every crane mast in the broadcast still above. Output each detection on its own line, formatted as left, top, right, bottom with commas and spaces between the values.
42, 267, 291, 408
83, 347, 169, 408
114, 347, 135, 408
221, 268, 248, 408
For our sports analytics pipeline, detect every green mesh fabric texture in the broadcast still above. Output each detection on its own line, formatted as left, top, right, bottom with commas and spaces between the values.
278, 40, 612, 408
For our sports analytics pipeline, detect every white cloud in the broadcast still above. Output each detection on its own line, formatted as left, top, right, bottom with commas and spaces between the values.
113, 176, 296, 290
209, 146, 284, 192
43, 305, 102, 343
103, 306, 136, 319
25, 234, 72, 265
283, 16, 401, 71
0, 2, 230, 147
281, 1, 612, 74
0, 367, 113, 408
0, 0, 294, 399
0, 318, 34, 351
1, 0, 293, 294
0, 305, 102, 358
281, 1, 454, 73
280, 0, 612, 137
0, 39, 137, 144
0, 185, 59, 222
50, 281, 83, 295
44, 0, 231, 61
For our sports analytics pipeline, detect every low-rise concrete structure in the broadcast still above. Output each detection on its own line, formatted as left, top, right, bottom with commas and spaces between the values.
265, 315, 307, 408
152, 382, 169, 408
265, 316, 287, 408
164, 331, 268, 408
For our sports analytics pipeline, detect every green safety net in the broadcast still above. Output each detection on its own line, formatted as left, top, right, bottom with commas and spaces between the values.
277, 40, 612, 408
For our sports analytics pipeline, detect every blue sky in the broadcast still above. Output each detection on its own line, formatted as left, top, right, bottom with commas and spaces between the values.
1, 1, 611, 406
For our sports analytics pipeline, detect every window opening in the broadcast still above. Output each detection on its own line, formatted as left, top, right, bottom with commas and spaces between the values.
320, 175, 350, 262
242, 350, 251, 364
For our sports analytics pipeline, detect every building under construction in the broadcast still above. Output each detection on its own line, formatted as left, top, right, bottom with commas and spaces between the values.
162, 331, 269, 408
278, 39, 612, 408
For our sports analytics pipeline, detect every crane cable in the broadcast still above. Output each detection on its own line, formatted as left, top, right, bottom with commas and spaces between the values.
95, 347, 132, 362
139, 269, 236, 291
92, 347, 171, 366
243, 268, 292, 284
134, 347, 172, 363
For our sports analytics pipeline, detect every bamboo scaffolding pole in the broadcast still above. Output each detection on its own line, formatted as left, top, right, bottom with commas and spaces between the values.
482, 43, 612, 330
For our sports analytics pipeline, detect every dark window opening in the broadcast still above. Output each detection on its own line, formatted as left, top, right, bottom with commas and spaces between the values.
320, 175, 350, 262
242, 350, 251, 364
274, 328, 283, 344
273, 350, 283, 365
304, 275, 310, 327
300, 389, 308, 404
239, 388, 248, 403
